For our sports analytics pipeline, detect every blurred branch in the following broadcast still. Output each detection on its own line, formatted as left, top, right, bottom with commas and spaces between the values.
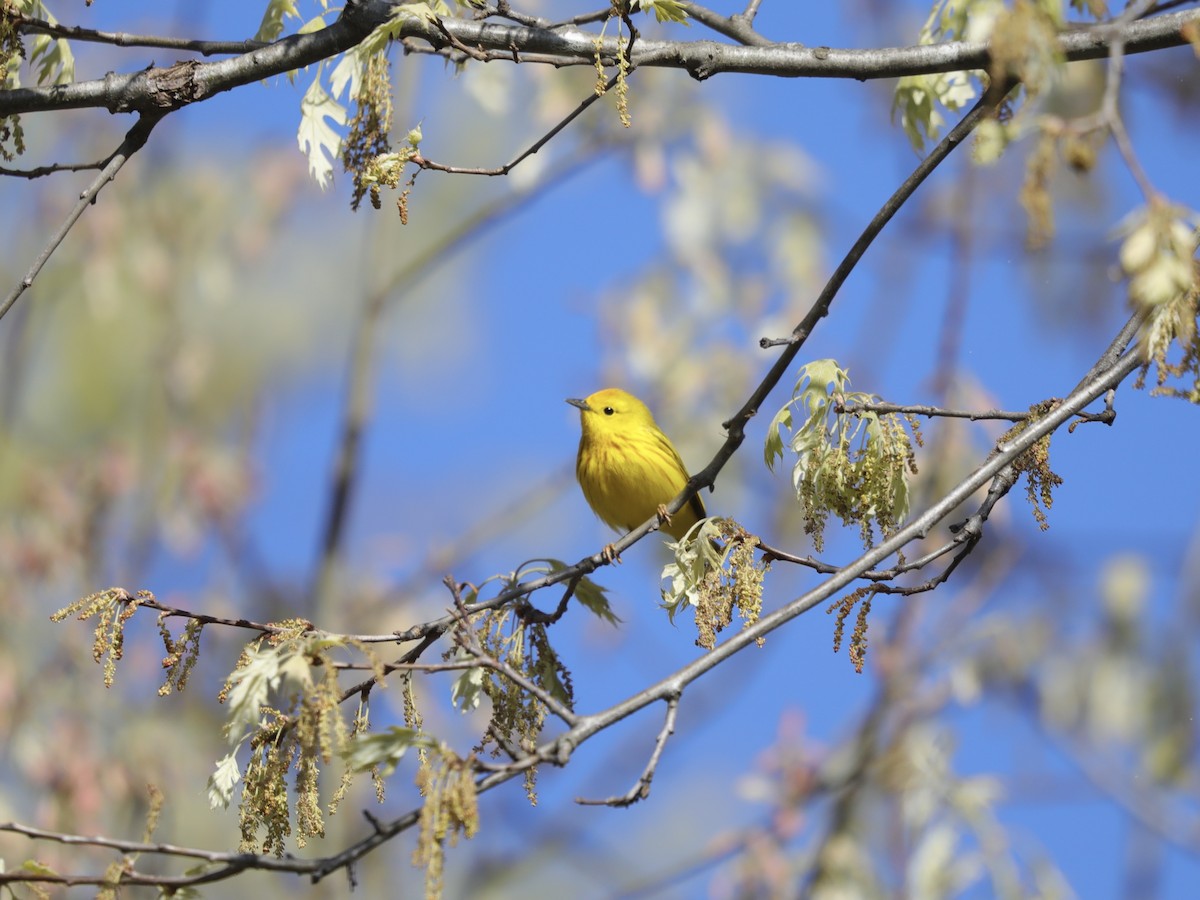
1048, 725, 1200, 855
0, 113, 160, 323
310, 148, 609, 610
310, 282, 386, 615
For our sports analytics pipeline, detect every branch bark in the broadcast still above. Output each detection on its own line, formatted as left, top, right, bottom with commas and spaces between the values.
4, 6, 1195, 117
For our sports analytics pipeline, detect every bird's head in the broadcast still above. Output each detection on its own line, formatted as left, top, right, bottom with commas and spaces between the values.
566, 388, 655, 437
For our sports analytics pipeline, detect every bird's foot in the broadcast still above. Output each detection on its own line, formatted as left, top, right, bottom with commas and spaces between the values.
656, 504, 672, 529
601, 543, 622, 564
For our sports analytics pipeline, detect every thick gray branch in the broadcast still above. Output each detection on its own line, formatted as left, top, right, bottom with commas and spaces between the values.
1, 1, 381, 116
2, 5, 1195, 117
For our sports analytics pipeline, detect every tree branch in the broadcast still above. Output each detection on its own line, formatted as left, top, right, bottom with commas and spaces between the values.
4, 7, 1194, 117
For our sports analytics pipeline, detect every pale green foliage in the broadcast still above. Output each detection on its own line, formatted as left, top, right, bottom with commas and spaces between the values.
296, 6, 419, 188
208, 752, 243, 810
216, 632, 374, 854
452, 574, 578, 801
892, 0, 994, 152
343, 726, 432, 776
765, 360, 919, 552
2, 0, 74, 158
1118, 201, 1200, 397
893, 69, 979, 153
636, 0, 690, 24
660, 517, 730, 622
298, 73, 347, 189
255, 0, 300, 42
449, 655, 486, 712
18, 1, 76, 86
222, 638, 316, 743
660, 518, 769, 649
1117, 201, 1199, 311
662, 518, 724, 624
414, 746, 480, 900
896, 0, 1073, 154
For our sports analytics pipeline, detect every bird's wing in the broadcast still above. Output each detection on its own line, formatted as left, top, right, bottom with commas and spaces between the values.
652, 429, 706, 521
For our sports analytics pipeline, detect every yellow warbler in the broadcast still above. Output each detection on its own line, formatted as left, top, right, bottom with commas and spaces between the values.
567, 388, 706, 546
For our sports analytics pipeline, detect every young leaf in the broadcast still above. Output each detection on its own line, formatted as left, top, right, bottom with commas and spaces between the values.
298, 73, 347, 189
343, 726, 428, 776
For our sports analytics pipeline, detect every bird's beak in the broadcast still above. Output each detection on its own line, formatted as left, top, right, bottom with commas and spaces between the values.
566, 397, 591, 412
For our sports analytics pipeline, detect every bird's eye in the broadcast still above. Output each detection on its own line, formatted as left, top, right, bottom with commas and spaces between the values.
603, 407, 615, 416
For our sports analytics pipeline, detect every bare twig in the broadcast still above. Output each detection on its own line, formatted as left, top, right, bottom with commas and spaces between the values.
677, 2, 774, 47
412, 70, 625, 176
13, 15, 266, 55
832, 397, 1116, 426
1098, 0, 1162, 201
576, 694, 680, 807
0, 114, 160, 323
0, 159, 105, 178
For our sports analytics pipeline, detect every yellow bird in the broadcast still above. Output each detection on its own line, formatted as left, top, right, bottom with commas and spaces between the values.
567, 388, 706, 549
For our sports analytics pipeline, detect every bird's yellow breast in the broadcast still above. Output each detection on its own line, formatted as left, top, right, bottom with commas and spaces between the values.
574, 421, 703, 541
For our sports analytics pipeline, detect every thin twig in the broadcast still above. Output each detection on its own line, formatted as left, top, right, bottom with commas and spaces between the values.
0, 159, 105, 178
1098, 0, 1161, 200
677, 2, 774, 47
13, 14, 267, 55
0, 114, 160, 323
832, 398, 1116, 426
411, 70, 625, 176
576, 694, 680, 807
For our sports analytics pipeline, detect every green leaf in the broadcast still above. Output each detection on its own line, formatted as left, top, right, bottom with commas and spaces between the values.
15, 859, 59, 877
574, 574, 620, 625
636, 0, 691, 24
224, 645, 283, 738
207, 752, 241, 809
764, 404, 792, 471
343, 726, 428, 776
255, 0, 299, 42
298, 72, 346, 189
451, 663, 486, 711
297, 14, 330, 36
